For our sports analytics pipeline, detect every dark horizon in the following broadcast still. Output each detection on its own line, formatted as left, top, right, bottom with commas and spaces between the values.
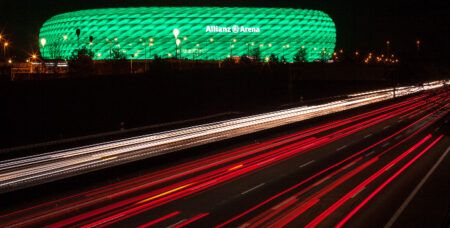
1, 0, 449, 64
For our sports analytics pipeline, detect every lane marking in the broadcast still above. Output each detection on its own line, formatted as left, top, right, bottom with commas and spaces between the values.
337, 145, 348, 151
168, 219, 186, 228
385, 144, 450, 228
299, 160, 315, 168
241, 183, 265, 195
382, 142, 390, 148
383, 125, 391, 130
394, 135, 402, 140
365, 151, 376, 157
364, 133, 373, 139
351, 187, 366, 198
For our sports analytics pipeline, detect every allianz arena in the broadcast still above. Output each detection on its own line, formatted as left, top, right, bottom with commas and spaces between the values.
39, 7, 336, 62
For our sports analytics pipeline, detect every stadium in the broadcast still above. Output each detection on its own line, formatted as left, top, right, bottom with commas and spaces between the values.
39, 7, 336, 62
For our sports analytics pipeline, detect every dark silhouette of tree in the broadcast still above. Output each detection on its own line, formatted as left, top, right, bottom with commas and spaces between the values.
249, 47, 261, 62
111, 48, 127, 60
107, 48, 128, 74
281, 56, 288, 64
320, 49, 330, 62
293, 48, 307, 63
239, 55, 253, 65
269, 54, 279, 64
221, 57, 236, 68
149, 54, 170, 72
68, 47, 94, 76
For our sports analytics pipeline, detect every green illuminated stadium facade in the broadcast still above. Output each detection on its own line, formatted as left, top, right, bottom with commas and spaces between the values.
39, 7, 336, 62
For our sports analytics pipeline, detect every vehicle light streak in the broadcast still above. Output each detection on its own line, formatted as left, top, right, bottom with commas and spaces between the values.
1, 90, 448, 227
305, 134, 433, 227
335, 135, 444, 228
269, 157, 378, 227
173, 213, 209, 228
0, 82, 445, 193
138, 184, 193, 204
136, 211, 180, 228
218, 97, 448, 227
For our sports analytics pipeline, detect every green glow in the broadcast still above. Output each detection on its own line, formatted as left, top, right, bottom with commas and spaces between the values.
39, 7, 336, 62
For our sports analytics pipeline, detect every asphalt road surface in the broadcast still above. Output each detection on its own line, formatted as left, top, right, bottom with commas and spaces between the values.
0, 88, 449, 227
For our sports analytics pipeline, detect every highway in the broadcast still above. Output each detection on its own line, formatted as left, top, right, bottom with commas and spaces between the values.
0, 81, 447, 193
0, 85, 449, 227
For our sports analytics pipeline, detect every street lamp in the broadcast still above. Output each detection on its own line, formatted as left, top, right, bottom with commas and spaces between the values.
386, 40, 390, 56
176, 38, 181, 59
149, 42, 154, 59
130, 54, 135, 74
173, 28, 180, 58
40, 38, 47, 59
207, 37, 214, 60
416, 40, 421, 52
173, 28, 180, 39
194, 43, 200, 60
3, 42, 9, 58
282, 44, 290, 59
230, 44, 235, 58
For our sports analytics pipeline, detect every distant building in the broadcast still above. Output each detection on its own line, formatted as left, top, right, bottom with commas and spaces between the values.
39, 7, 336, 62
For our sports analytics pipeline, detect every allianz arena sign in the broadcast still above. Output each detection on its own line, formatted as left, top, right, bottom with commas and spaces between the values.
205, 25, 261, 33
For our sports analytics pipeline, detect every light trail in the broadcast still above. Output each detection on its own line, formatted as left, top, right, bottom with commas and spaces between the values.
218, 96, 449, 227
1, 94, 421, 226
0, 81, 446, 193
49, 93, 445, 227
0, 84, 448, 228
335, 135, 444, 228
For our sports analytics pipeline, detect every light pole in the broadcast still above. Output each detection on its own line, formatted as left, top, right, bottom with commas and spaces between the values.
106, 38, 112, 60
183, 36, 188, 60
3, 42, 8, 59
208, 37, 214, 60
142, 42, 147, 72
149, 38, 154, 59
114, 37, 119, 57
130, 54, 135, 74
173, 28, 180, 58
176, 39, 181, 59
195, 43, 200, 60
416, 40, 421, 53
40, 38, 47, 60
259, 43, 264, 61
149, 42, 154, 59
267, 43, 272, 56
61, 35, 69, 60
282, 44, 290, 59
230, 43, 234, 58
386, 40, 390, 57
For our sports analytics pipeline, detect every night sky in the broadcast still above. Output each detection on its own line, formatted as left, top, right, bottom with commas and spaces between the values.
1, 0, 449, 64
